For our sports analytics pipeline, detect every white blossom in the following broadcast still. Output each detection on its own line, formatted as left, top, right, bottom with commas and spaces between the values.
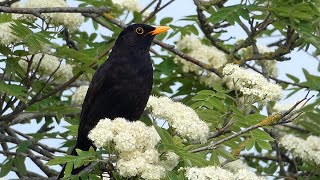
117, 156, 145, 177
87, 118, 114, 148
141, 163, 166, 180
88, 118, 160, 150
111, 0, 140, 11
175, 35, 227, 73
160, 151, 180, 171
224, 159, 250, 172
234, 169, 267, 180
117, 149, 166, 180
11, 2, 36, 21
147, 96, 209, 143
222, 63, 282, 101
280, 134, 320, 165
71, 85, 89, 106
174, 35, 227, 87
18, 54, 73, 84
0, 22, 20, 45
25, 0, 84, 31
185, 166, 265, 180
88, 117, 178, 179
185, 166, 234, 180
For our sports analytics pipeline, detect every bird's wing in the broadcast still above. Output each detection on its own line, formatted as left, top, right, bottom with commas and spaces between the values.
77, 61, 112, 142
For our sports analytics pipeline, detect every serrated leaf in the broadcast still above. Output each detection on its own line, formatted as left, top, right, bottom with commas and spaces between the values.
251, 129, 274, 141
154, 125, 175, 145
13, 156, 27, 175
0, 82, 27, 102
208, 96, 227, 112
0, 158, 13, 177
74, 157, 83, 169
89, 174, 101, 180
210, 150, 220, 165
192, 94, 209, 101
160, 17, 173, 25
286, 74, 300, 83
47, 156, 75, 165
216, 147, 235, 160
16, 140, 32, 153
256, 139, 272, 150
64, 162, 73, 177
245, 138, 255, 151
197, 90, 214, 96
176, 150, 210, 167
167, 171, 179, 180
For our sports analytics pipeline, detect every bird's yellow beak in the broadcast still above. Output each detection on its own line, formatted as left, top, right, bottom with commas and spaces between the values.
149, 26, 170, 35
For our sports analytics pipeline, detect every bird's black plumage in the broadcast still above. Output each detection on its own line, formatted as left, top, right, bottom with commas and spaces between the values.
58, 24, 169, 179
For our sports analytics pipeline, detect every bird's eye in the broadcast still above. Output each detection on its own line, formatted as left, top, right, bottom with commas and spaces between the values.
135, 27, 144, 34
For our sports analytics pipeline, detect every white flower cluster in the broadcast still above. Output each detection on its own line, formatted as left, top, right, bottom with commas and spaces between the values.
224, 159, 250, 172
280, 134, 320, 165
88, 118, 179, 179
222, 63, 282, 101
185, 166, 266, 180
15, 0, 83, 31
112, 0, 140, 11
159, 151, 180, 171
174, 35, 228, 87
71, 85, 89, 107
19, 54, 73, 84
241, 45, 278, 77
88, 118, 160, 150
147, 96, 209, 143
0, 22, 20, 45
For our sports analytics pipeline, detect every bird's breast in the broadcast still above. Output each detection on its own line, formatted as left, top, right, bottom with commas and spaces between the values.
92, 55, 153, 121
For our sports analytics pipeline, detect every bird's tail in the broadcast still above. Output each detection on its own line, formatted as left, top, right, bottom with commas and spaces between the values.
56, 145, 91, 179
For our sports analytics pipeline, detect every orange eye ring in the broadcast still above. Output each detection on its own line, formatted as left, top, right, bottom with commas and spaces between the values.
135, 27, 144, 34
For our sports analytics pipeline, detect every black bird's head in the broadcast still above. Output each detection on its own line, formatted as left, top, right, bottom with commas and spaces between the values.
113, 24, 170, 50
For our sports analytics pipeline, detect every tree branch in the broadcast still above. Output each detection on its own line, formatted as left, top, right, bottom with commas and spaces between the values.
0, 6, 110, 15
192, 93, 311, 153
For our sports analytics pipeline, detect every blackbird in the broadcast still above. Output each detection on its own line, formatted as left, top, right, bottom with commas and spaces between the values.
58, 24, 170, 178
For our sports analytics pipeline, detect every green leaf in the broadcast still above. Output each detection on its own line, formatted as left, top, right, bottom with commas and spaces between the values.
55, 48, 96, 64
89, 174, 101, 180
256, 140, 272, 150
176, 150, 210, 167
0, 158, 13, 177
154, 125, 175, 146
47, 156, 75, 165
208, 96, 227, 112
13, 156, 27, 175
0, 13, 12, 23
251, 129, 274, 141
74, 157, 83, 169
41, 106, 80, 115
286, 74, 300, 83
160, 17, 174, 25
197, 90, 215, 95
64, 162, 73, 177
0, 82, 27, 102
265, 162, 278, 174
216, 147, 235, 160
16, 140, 32, 153
245, 138, 255, 151
209, 150, 220, 165
192, 94, 209, 101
